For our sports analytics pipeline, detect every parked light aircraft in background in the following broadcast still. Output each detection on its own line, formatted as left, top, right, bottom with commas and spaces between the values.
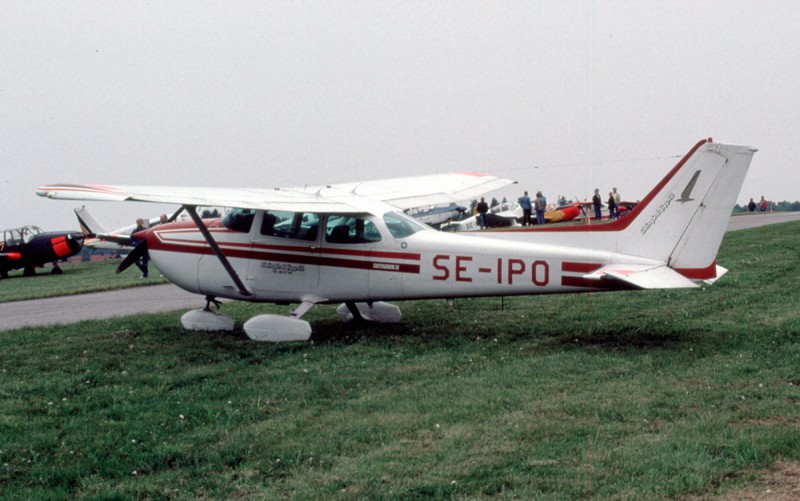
0, 225, 86, 278
37, 138, 755, 342
406, 203, 468, 227
442, 201, 585, 231
74, 206, 185, 250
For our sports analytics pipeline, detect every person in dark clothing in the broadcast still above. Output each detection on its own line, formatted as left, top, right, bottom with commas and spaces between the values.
748, 198, 756, 212
518, 191, 532, 226
131, 218, 149, 278
476, 197, 489, 229
592, 189, 602, 220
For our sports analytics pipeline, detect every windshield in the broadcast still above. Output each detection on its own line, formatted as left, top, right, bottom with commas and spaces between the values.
383, 212, 427, 238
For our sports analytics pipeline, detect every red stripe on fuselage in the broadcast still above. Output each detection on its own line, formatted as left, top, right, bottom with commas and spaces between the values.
562, 261, 603, 273
560, 276, 605, 289
148, 228, 421, 274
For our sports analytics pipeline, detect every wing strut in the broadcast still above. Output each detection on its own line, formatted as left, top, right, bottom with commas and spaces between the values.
185, 205, 252, 297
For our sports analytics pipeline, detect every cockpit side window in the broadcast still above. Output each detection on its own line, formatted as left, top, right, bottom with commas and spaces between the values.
222, 208, 255, 233
383, 212, 427, 238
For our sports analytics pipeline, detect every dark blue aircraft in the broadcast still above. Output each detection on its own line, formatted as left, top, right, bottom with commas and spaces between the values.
0, 225, 86, 278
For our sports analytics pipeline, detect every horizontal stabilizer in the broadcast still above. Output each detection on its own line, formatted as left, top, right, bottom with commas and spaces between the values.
584, 264, 699, 289
703, 265, 728, 285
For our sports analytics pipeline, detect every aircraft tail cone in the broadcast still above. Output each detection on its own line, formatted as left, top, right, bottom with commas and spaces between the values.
117, 240, 148, 274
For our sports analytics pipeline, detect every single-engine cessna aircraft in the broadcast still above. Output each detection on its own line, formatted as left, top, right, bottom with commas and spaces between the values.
0, 225, 86, 278
37, 138, 755, 342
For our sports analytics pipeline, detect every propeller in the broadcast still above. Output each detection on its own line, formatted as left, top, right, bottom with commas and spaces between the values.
116, 240, 148, 274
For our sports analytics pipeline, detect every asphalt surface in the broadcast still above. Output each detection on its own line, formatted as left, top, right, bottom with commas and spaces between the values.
0, 284, 206, 332
726, 211, 800, 231
1, 212, 798, 332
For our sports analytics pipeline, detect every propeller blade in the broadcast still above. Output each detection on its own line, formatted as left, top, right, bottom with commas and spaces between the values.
116, 240, 148, 274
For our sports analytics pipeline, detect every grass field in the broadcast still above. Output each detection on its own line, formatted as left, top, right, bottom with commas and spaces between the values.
0, 260, 168, 303
1, 222, 798, 499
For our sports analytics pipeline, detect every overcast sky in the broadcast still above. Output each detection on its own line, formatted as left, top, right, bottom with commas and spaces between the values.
2, 1, 797, 231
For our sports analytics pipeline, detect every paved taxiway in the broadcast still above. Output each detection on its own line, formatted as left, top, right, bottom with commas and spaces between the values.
2, 213, 798, 332
0, 284, 205, 332
726, 211, 800, 231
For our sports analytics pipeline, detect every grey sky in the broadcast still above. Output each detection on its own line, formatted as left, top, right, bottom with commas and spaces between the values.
2, 1, 797, 231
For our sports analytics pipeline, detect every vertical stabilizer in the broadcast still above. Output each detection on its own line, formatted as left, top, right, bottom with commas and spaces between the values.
74, 206, 108, 235
617, 140, 756, 280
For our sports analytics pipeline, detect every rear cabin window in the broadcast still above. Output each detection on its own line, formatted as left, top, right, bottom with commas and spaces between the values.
325, 215, 381, 244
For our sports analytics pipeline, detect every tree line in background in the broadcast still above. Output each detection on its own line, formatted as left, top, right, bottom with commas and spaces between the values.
733, 200, 800, 213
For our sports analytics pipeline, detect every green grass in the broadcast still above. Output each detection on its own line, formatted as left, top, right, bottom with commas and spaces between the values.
1, 222, 799, 499
0, 260, 167, 302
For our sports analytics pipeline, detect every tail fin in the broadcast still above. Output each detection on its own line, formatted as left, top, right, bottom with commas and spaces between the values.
74, 206, 109, 235
617, 139, 756, 279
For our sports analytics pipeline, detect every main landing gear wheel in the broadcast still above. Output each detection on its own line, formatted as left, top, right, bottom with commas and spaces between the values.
180, 295, 234, 332
336, 302, 402, 324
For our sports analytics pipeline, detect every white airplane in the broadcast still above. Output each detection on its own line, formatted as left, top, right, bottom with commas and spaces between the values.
37, 138, 755, 342
406, 203, 468, 227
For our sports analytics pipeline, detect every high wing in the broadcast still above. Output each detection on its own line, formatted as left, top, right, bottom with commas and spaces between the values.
37, 172, 516, 214
37, 184, 362, 213
322, 172, 517, 210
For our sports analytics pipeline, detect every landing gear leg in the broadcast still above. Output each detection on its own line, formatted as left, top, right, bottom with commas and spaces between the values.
204, 295, 221, 311
345, 301, 367, 323
51, 262, 63, 275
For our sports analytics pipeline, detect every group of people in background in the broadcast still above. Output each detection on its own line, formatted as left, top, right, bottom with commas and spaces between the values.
747, 196, 768, 212
517, 190, 547, 226
592, 187, 622, 220
480, 186, 625, 229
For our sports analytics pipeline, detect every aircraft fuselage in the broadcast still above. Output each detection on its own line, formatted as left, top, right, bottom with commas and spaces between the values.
144, 211, 656, 304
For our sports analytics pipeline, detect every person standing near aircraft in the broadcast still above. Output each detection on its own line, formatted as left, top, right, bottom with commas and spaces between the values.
759, 196, 767, 211
592, 189, 602, 220
607, 192, 617, 221
476, 197, 489, 229
534, 191, 546, 225
612, 187, 621, 218
748, 198, 756, 212
131, 218, 149, 278
518, 191, 532, 226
